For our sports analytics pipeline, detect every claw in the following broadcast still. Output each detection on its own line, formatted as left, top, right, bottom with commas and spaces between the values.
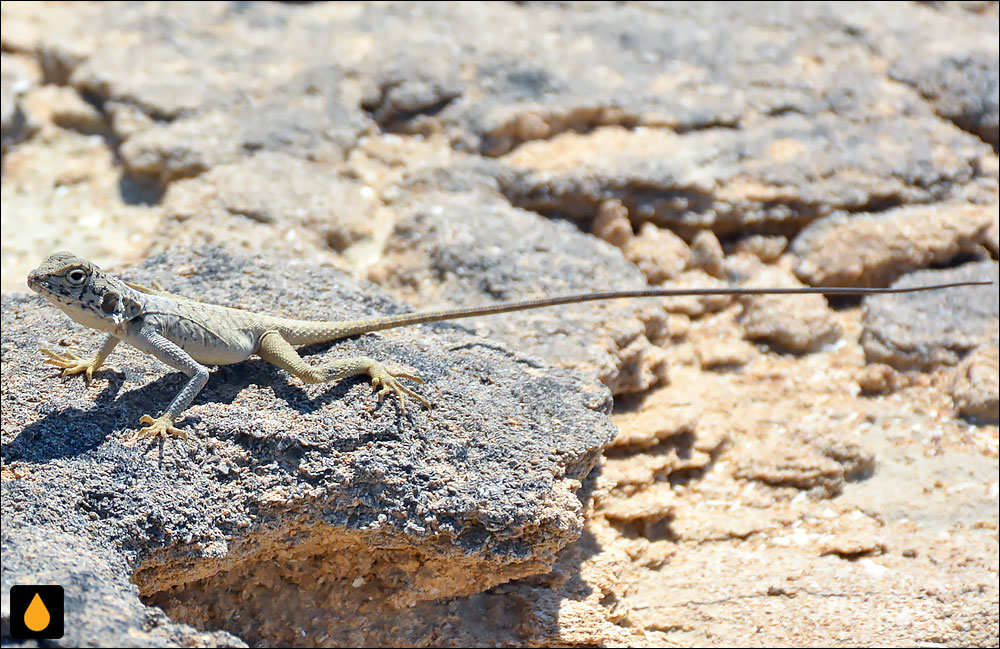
40, 348, 98, 385
122, 414, 190, 446
369, 366, 431, 413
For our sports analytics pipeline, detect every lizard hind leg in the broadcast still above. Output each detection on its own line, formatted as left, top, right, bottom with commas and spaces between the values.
257, 332, 429, 412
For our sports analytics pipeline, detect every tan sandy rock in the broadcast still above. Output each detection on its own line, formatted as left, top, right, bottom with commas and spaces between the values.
949, 345, 1000, 422
688, 229, 726, 278
793, 203, 995, 287
592, 198, 633, 248
855, 362, 908, 395
731, 234, 788, 263
658, 269, 733, 317
739, 267, 843, 353
0, 129, 159, 293
624, 223, 692, 285
22, 84, 104, 134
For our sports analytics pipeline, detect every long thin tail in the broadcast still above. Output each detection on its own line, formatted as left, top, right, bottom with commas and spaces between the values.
329, 280, 992, 338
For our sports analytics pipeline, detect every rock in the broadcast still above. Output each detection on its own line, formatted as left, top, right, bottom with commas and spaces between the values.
657, 269, 733, 317
599, 482, 677, 529
602, 433, 713, 497
371, 189, 671, 396
498, 114, 984, 237
592, 199, 633, 249
891, 52, 999, 151
696, 337, 757, 370
855, 363, 907, 396
844, 1, 1000, 151
731, 430, 874, 499
592, 201, 693, 285
607, 402, 698, 450
21, 84, 105, 135
721, 249, 769, 284
380, 3, 989, 159
0, 127, 161, 293
1, 247, 616, 647
0, 52, 41, 151
117, 84, 366, 187
384, 2, 752, 154
861, 261, 999, 370
738, 268, 843, 353
731, 234, 787, 263
949, 346, 1000, 423
689, 230, 725, 278
151, 152, 378, 264
1, 525, 246, 647
986, 208, 1000, 256
816, 514, 887, 559
624, 223, 691, 285
792, 203, 995, 288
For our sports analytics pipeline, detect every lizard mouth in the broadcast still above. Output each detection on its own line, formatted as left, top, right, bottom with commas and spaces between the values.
26, 273, 67, 303
26, 273, 43, 293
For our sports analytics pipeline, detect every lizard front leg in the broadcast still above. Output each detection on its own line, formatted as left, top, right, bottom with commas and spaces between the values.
258, 331, 429, 412
120, 322, 209, 445
41, 334, 120, 385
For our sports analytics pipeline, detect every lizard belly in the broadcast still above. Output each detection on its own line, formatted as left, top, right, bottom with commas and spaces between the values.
145, 311, 259, 365
181, 340, 257, 365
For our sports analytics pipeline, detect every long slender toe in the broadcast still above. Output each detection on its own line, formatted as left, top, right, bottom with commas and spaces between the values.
123, 414, 189, 445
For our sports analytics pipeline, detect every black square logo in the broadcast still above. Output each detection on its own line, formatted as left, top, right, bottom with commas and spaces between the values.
9, 585, 64, 639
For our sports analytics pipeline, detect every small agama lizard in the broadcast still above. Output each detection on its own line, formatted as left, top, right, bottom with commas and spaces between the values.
27, 251, 990, 445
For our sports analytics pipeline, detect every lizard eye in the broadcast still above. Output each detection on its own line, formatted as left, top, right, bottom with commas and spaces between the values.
66, 269, 88, 285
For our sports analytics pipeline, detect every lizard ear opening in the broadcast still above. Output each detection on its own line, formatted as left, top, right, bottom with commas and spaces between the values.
101, 292, 119, 314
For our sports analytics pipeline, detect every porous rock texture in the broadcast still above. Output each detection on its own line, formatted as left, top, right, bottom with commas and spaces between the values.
861, 261, 999, 371
370, 187, 671, 396
2, 2, 998, 647
792, 203, 996, 288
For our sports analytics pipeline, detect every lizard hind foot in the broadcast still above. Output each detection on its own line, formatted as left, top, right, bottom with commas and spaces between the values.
123, 414, 190, 446
369, 366, 430, 413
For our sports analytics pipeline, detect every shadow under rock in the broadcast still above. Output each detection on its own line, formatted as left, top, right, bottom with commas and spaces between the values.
510, 462, 609, 643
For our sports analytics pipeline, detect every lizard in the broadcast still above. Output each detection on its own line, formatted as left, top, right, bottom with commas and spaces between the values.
27, 251, 991, 445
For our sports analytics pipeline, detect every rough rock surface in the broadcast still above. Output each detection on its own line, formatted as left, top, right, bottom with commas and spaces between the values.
2, 248, 616, 647
861, 261, 999, 370
738, 267, 844, 353
151, 152, 382, 265
870, 1, 1000, 151
371, 188, 671, 396
0, 52, 40, 152
792, 203, 996, 288
950, 345, 1000, 423
1, 524, 246, 647
1, 1, 997, 647
498, 117, 985, 237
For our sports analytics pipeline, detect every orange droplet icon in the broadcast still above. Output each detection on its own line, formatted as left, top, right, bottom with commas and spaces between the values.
24, 592, 51, 632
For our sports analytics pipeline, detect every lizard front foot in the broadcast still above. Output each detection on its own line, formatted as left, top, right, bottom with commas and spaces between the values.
370, 366, 430, 414
122, 414, 190, 445
40, 348, 100, 384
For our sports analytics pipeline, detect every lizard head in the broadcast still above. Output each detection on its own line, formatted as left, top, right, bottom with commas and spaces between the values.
28, 252, 140, 332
